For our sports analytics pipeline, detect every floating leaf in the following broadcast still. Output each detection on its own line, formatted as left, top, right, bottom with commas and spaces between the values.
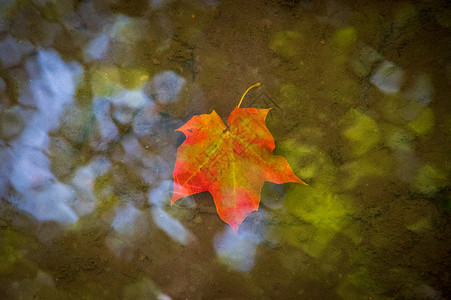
171, 83, 306, 232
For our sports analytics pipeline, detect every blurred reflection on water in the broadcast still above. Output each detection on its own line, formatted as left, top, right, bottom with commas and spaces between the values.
0, 0, 450, 299
6, 49, 82, 224
150, 180, 195, 244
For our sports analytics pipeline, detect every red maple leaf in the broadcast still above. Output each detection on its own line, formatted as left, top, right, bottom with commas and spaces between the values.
171, 83, 306, 232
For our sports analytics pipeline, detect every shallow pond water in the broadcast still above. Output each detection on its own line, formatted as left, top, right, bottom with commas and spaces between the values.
0, 0, 450, 299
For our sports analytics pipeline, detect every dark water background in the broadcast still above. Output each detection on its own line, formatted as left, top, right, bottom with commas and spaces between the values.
1, 0, 450, 299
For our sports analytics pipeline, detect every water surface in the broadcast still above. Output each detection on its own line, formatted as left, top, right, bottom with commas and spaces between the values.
0, 0, 450, 299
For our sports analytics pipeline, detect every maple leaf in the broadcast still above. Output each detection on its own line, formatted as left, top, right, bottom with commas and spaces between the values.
171, 83, 306, 232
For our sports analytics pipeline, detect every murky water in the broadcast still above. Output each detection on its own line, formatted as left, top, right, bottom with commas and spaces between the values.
1, 0, 450, 299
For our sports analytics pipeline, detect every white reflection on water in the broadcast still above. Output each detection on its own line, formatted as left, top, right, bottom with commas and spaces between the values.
10, 148, 55, 192
111, 14, 149, 43
111, 89, 152, 124
107, 203, 148, 259
0, 146, 11, 197
12, 182, 78, 224
404, 72, 432, 106
71, 156, 111, 216
91, 85, 153, 149
83, 33, 110, 61
13, 49, 82, 150
370, 60, 404, 94
24, 50, 81, 122
92, 98, 119, 150
213, 211, 267, 272
112, 204, 142, 234
1, 37, 194, 250
152, 207, 195, 245
148, 180, 174, 206
121, 134, 171, 185
149, 180, 195, 245
0, 35, 33, 68
149, 71, 186, 103
214, 226, 258, 272
5, 49, 82, 223
111, 89, 151, 108
133, 105, 160, 137
149, 0, 170, 9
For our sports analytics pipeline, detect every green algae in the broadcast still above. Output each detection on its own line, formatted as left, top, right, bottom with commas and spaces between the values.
414, 164, 448, 196
337, 268, 377, 300
90, 66, 123, 97
407, 107, 435, 136
340, 150, 393, 189
120, 69, 149, 90
270, 31, 303, 58
277, 139, 336, 185
383, 125, 415, 152
0, 229, 28, 275
283, 183, 355, 258
343, 109, 381, 157
406, 216, 432, 233
333, 26, 357, 48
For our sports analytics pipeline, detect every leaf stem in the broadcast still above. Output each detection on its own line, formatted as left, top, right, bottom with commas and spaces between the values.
237, 82, 261, 108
